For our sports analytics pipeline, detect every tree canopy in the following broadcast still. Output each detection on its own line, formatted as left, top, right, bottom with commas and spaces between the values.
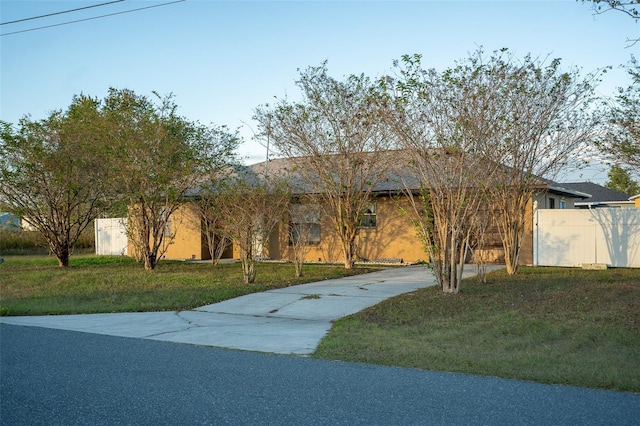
601, 57, 640, 178
605, 164, 640, 195
0, 95, 109, 266
205, 168, 290, 283
254, 63, 395, 269
385, 48, 600, 289
103, 88, 240, 270
581, 0, 640, 45
1, 89, 239, 269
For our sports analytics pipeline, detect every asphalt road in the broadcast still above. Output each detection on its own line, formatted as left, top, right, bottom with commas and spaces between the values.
1, 324, 638, 425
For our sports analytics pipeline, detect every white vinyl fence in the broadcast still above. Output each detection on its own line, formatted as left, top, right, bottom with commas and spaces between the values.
94, 218, 128, 256
533, 209, 640, 268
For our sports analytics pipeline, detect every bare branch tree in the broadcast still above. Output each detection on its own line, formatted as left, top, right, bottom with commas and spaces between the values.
190, 193, 232, 265
581, 0, 640, 45
385, 49, 600, 287
600, 56, 640, 176
471, 50, 602, 274
212, 169, 290, 284
288, 201, 321, 277
254, 62, 394, 269
384, 54, 500, 293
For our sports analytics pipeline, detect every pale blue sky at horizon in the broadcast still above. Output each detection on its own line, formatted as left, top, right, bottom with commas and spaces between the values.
1, 0, 638, 184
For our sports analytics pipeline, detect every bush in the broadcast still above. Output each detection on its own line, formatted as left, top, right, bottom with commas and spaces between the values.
75, 227, 95, 250
0, 229, 46, 253
0, 228, 95, 255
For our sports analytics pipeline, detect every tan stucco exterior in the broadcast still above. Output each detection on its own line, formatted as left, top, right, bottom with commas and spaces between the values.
271, 196, 426, 264
123, 188, 578, 266
162, 204, 210, 260
128, 204, 211, 261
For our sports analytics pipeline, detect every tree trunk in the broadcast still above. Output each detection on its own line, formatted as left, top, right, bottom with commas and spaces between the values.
503, 232, 520, 275
294, 259, 303, 277
440, 263, 459, 294
212, 235, 229, 266
242, 258, 256, 283
57, 254, 70, 268
240, 243, 256, 284
341, 237, 356, 269
53, 242, 70, 267
144, 254, 157, 271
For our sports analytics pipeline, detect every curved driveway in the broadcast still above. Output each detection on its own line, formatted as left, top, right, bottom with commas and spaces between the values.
2, 265, 638, 424
0, 265, 451, 354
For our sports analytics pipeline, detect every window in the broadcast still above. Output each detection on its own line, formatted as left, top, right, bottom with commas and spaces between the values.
291, 223, 321, 245
559, 199, 566, 209
358, 202, 377, 228
290, 204, 321, 245
549, 198, 555, 209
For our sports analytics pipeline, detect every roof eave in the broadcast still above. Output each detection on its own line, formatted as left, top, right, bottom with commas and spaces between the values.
546, 185, 592, 199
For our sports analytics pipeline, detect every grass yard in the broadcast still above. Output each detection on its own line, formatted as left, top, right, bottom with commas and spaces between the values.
3, 256, 639, 392
313, 267, 640, 393
0, 255, 378, 316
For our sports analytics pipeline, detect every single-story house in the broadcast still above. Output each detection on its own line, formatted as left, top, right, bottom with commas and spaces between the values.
148, 151, 591, 266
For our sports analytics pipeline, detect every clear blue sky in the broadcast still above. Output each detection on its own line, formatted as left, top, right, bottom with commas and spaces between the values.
1, 0, 638, 183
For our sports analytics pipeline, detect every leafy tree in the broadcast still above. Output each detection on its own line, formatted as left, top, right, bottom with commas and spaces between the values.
605, 164, 640, 194
601, 57, 640, 177
102, 88, 239, 270
254, 63, 394, 269
0, 96, 109, 267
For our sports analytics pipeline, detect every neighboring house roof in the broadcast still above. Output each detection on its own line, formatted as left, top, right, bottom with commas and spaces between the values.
561, 182, 634, 207
532, 177, 591, 199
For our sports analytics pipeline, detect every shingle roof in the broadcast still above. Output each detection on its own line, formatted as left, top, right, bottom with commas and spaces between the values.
249, 149, 586, 198
561, 182, 632, 203
249, 150, 424, 194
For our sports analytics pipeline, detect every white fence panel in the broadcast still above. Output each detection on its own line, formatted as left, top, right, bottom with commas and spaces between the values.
95, 218, 128, 256
534, 209, 640, 268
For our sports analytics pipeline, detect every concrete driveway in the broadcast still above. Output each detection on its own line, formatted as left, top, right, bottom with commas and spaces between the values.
1, 264, 487, 354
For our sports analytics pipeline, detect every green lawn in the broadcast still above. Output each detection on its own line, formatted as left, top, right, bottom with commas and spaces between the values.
3, 256, 638, 392
0, 255, 377, 316
313, 266, 640, 393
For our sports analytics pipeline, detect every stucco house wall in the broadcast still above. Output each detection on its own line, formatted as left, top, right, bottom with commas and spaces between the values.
112, 150, 589, 266
163, 204, 210, 261
127, 204, 211, 261
153, 188, 583, 265
271, 196, 426, 264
